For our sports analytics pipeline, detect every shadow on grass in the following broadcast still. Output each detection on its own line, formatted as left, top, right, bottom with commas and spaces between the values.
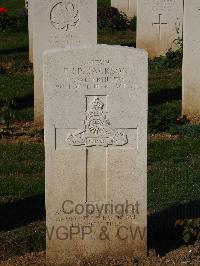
0, 94, 33, 113
14, 93, 33, 110
0, 93, 33, 109
98, 39, 136, 47
1, 195, 199, 255
0, 46, 28, 56
0, 194, 45, 232
149, 87, 181, 106
148, 199, 200, 255
121, 41, 135, 48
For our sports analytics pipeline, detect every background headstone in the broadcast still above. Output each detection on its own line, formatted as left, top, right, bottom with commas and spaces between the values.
33, 0, 97, 123
44, 45, 148, 264
137, 0, 183, 58
182, 0, 200, 120
111, 0, 137, 18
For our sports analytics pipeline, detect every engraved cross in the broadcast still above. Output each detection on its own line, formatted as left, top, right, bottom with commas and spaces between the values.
152, 14, 168, 40
56, 96, 137, 203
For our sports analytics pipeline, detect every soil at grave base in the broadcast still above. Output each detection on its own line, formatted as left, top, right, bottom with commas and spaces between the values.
186, 115, 200, 125
0, 243, 199, 266
0, 121, 44, 144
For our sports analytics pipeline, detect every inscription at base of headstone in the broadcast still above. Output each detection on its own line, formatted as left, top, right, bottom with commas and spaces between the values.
33, 0, 97, 124
111, 0, 137, 18
182, 0, 200, 119
44, 45, 148, 264
137, 0, 183, 58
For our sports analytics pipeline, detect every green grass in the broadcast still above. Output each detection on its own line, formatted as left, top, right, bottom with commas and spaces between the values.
0, 144, 45, 260
0, 74, 33, 120
0, 222, 45, 260
0, 32, 28, 56
149, 69, 182, 95
0, 139, 199, 259
98, 0, 111, 7
0, 1, 31, 122
0, 74, 33, 101
0, 144, 44, 203
148, 138, 200, 211
148, 68, 182, 133
98, 30, 136, 47
0, 140, 198, 213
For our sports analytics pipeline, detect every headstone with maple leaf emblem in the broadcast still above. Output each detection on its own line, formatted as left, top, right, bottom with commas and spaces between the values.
32, 0, 97, 124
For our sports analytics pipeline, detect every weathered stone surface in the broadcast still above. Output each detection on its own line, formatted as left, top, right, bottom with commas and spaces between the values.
182, 0, 200, 119
33, 0, 97, 123
137, 0, 183, 58
44, 45, 148, 264
111, 0, 137, 18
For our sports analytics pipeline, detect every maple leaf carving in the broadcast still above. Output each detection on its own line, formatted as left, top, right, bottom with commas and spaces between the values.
50, 2, 80, 31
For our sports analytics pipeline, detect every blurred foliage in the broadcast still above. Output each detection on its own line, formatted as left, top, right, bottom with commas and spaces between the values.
130, 16, 137, 31
98, 7, 129, 33
150, 39, 183, 70
7, 10, 28, 32
149, 101, 181, 133
0, 99, 16, 128
176, 219, 200, 244
169, 124, 200, 138
0, 12, 9, 31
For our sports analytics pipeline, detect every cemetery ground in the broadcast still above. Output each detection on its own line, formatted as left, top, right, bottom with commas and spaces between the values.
0, 0, 200, 265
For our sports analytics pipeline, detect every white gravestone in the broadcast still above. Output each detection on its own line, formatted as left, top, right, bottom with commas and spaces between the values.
111, 0, 137, 18
33, 0, 97, 124
28, 0, 33, 63
137, 0, 183, 58
182, 0, 200, 120
44, 45, 148, 263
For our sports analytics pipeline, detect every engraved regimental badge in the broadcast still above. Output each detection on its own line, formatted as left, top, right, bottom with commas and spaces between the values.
50, 1, 80, 31
66, 97, 128, 147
